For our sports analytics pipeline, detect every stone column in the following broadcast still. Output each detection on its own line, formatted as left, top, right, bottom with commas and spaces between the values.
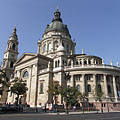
113, 75, 118, 102
71, 75, 74, 87
71, 59, 74, 68
93, 74, 96, 88
104, 74, 108, 98
52, 39, 54, 52
26, 65, 32, 102
87, 59, 89, 65
81, 74, 85, 94
46, 42, 48, 53
82, 59, 84, 67
78, 59, 80, 65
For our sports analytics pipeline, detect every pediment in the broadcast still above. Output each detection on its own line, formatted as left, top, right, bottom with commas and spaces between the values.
15, 53, 37, 65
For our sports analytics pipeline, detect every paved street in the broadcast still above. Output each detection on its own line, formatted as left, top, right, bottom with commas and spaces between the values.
0, 112, 120, 120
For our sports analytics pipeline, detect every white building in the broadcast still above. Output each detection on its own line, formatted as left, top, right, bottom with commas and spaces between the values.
2, 9, 120, 111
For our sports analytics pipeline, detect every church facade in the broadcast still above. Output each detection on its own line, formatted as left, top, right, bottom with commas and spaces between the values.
2, 9, 120, 110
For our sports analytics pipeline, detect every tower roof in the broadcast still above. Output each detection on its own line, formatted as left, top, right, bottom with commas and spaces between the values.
9, 25, 18, 40
44, 9, 71, 38
52, 8, 62, 22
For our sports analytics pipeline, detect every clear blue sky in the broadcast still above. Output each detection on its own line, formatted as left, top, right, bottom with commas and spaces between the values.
0, 0, 120, 65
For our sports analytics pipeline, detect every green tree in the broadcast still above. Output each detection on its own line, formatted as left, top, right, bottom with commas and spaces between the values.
94, 86, 103, 101
78, 93, 87, 114
48, 80, 60, 105
61, 86, 80, 114
9, 77, 28, 105
0, 70, 9, 95
93, 85, 104, 113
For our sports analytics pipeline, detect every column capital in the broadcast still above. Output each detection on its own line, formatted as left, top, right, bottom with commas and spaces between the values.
112, 74, 116, 78
29, 65, 33, 68
70, 74, 74, 77
81, 74, 85, 76
103, 74, 108, 76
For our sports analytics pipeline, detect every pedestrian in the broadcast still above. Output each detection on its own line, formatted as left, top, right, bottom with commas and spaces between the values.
45, 104, 46, 112
35, 107, 38, 112
73, 106, 76, 112
8, 102, 11, 109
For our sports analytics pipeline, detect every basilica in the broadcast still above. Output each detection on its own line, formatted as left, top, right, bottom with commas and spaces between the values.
1, 9, 120, 111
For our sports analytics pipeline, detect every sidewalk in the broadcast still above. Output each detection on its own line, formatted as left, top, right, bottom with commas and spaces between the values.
22, 107, 120, 115
24, 110, 120, 116
46, 111, 120, 115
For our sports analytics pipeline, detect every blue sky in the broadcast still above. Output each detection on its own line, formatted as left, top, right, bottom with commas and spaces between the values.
0, 0, 120, 65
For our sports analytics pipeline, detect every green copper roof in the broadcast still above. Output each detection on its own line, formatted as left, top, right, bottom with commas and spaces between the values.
44, 9, 71, 38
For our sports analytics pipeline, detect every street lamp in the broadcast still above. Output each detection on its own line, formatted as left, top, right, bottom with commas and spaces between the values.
106, 97, 109, 113
95, 97, 98, 113
64, 72, 71, 114
99, 98, 103, 113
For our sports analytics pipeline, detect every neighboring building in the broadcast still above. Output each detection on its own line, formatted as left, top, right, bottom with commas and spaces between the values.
2, 9, 120, 111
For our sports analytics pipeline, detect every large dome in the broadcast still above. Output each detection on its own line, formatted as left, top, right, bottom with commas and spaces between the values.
44, 9, 71, 38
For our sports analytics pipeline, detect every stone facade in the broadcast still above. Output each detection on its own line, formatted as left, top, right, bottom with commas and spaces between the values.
3, 9, 120, 110
0, 26, 18, 103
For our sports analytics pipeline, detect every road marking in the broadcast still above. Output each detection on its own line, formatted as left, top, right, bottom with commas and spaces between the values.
85, 117, 120, 120
101, 117, 120, 119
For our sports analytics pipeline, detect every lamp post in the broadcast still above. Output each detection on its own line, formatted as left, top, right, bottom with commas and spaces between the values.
106, 97, 109, 113
95, 98, 98, 113
64, 72, 71, 114
99, 98, 103, 113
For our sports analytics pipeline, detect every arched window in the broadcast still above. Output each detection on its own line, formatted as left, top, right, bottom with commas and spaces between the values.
80, 60, 82, 65
54, 41, 58, 50
23, 71, 29, 78
58, 60, 60, 67
84, 60, 87, 65
65, 61, 67, 66
43, 44, 46, 52
62, 42, 64, 47
116, 85, 119, 91
75, 60, 78, 65
108, 85, 111, 94
40, 82, 44, 94
77, 85, 80, 92
12, 43, 15, 50
68, 61, 71, 66
62, 60, 64, 65
48, 42, 51, 51
88, 60, 91, 64
55, 61, 57, 68
88, 84, 91, 92
98, 85, 102, 92
10, 61, 14, 68
66, 44, 69, 53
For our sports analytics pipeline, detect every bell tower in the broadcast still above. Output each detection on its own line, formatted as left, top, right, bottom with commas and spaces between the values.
1, 25, 19, 103
2, 25, 19, 71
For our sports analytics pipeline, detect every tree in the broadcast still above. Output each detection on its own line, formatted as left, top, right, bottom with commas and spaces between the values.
0, 70, 9, 96
93, 85, 104, 113
9, 77, 28, 105
78, 92, 87, 114
48, 80, 60, 105
61, 86, 80, 114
